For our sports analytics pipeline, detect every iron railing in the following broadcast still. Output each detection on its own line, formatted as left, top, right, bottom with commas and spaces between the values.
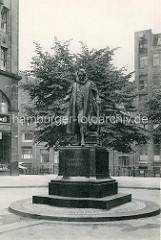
109, 167, 161, 178
19, 164, 59, 175
20, 164, 161, 177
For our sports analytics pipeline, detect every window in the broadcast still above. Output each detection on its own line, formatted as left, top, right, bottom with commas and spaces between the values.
1, 101, 8, 114
139, 40, 148, 54
153, 54, 160, 67
1, 7, 7, 33
0, 91, 9, 114
22, 132, 33, 142
1, 47, 7, 71
40, 149, 49, 163
54, 151, 59, 164
139, 145, 148, 161
154, 138, 160, 158
138, 33, 148, 54
140, 145, 148, 155
139, 56, 148, 69
157, 38, 161, 46
139, 75, 148, 91
154, 144, 160, 156
139, 42, 148, 54
119, 156, 129, 167
21, 147, 33, 159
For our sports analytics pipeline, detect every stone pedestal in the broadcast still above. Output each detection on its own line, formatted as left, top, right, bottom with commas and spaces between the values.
49, 146, 117, 198
33, 146, 131, 209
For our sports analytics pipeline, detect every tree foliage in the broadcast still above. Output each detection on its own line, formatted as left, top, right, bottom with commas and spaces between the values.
23, 39, 147, 152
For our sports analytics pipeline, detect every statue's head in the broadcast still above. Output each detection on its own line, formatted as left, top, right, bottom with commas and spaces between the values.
77, 68, 87, 84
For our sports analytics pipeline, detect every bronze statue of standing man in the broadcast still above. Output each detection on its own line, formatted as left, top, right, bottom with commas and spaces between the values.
66, 68, 100, 146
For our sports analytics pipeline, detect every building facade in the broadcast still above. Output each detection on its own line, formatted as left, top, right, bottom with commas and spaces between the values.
0, 0, 21, 175
18, 74, 58, 174
135, 29, 161, 174
108, 29, 161, 177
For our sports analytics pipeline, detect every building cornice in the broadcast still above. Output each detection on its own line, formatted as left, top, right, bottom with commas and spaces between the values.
0, 69, 22, 81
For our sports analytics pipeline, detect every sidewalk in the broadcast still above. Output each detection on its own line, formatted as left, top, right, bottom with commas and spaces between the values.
0, 175, 57, 188
0, 187, 160, 240
0, 175, 160, 189
114, 176, 161, 190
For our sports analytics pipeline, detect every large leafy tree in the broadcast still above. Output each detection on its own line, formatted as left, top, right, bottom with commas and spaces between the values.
23, 39, 147, 152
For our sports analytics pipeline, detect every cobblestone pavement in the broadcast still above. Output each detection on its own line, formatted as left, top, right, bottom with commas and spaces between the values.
0, 187, 160, 240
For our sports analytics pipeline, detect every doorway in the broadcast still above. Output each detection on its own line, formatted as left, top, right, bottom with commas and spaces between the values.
0, 132, 11, 164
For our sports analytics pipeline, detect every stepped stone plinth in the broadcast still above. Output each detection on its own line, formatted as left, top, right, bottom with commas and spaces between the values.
33, 146, 132, 209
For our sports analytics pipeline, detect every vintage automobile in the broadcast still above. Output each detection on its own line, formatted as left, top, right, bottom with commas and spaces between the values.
18, 162, 27, 174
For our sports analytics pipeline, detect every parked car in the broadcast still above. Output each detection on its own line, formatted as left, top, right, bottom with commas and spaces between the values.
18, 162, 27, 174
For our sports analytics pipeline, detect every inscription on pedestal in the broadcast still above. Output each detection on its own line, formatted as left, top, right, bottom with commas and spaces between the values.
59, 148, 90, 177
66, 158, 82, 167
65, 156, 88, 176
58, 147, 109, 178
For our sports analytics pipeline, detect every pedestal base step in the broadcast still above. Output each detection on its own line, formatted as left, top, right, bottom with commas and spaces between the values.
33, 193, 131, 210
49, 178, 118, 198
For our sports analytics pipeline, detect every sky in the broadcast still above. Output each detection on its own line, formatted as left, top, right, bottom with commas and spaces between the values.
19, 0, 161, 78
